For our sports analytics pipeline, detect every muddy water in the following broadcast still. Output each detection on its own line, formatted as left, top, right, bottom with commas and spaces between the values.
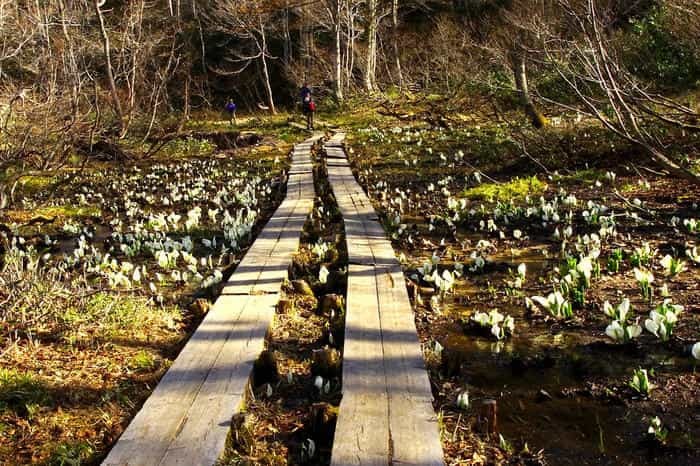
396, 214, 699, 463
427, 253, 699, 465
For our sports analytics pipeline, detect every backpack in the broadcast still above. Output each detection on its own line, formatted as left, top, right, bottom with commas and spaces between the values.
308, 101, 316, 112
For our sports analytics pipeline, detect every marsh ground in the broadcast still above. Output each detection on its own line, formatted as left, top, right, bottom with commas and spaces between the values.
324, 98, 700, 465
2, 100, 700, 465
0, 114, 308, 464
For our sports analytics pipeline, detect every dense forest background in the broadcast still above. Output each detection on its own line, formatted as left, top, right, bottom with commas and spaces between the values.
1, 0, 699, 185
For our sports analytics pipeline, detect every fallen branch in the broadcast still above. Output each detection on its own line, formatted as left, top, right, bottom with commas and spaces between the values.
613, 189, 658, 220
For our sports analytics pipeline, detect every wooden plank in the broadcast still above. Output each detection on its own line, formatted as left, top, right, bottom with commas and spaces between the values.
158, 293, 279, 466
376, 266, 444, 466
251, 195, 314, 294
327, 163, 377, 267
324, 134, 444, 466
101, 293, 253, 466
331, 265, 390, 466
328, 138, 391, 463
102, 135, 318, 466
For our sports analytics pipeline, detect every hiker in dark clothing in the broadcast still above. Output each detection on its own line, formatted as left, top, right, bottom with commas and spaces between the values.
225, 99, 237, 125
300, 83, 311, 103
300, 83, 315, 130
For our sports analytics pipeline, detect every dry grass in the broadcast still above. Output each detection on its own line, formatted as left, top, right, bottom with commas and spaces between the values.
0, 242, 186, 464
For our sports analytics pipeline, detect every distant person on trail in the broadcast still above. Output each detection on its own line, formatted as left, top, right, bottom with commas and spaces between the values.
300, 82, 311, 104
300, 83, 315, 131
225, 99, 237, 125
304, 99, 316, 131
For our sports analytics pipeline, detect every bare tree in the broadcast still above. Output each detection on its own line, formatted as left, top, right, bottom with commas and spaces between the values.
334, 0, 344, 100
535, 0, 700, 181
510, 49, 547, 128
202, 0, 281, 113
95, 0, 125, 133
391, 0, 403, 88
364, 0, 378, 92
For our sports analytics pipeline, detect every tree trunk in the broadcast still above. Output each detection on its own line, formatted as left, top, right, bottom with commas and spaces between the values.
511, 52, 547, 129
643, 145, 700, 182
177, 75, 190, 133
123, 0, 146, 137
302, 20, 313, 74
259, 22, 276, 114
364, 0, 378, 92
94, 0, 124, 134
57, 0, 80, 121
335, 0, 344, 101
392, 0, 403, 88
347, 0, 355, 89
283, 2, 291, 65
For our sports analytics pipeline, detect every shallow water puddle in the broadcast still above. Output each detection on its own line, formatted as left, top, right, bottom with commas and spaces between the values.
433, 315, 698, 464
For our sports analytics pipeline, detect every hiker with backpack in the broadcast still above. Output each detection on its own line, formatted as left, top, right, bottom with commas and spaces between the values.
300, 83, 316, 130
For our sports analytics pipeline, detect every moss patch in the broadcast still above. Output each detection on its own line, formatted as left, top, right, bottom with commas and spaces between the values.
18, 175, 58, 194
37, 205, 101, 219
463, 176, 547, 202
3, 204, 102, 228
129, 350, 158, 373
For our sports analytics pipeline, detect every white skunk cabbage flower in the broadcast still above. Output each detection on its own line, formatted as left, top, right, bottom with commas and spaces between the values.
691, 342, 700, 360
319, 265, 330, 284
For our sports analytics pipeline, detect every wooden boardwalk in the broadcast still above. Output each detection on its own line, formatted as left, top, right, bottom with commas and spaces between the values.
325, 134, 444, 466
102, 135, 321, 466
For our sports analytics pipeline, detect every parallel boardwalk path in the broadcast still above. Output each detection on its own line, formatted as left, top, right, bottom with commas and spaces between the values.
103, 135, 321, 466
325, 134, 445, 465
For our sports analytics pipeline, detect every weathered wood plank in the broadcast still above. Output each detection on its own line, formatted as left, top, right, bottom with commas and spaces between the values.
325, 134, 444, 466
376, 266, 444, 466
101, 292, 254, 466
159, 293, 279, 466
330, 265, 390, 466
